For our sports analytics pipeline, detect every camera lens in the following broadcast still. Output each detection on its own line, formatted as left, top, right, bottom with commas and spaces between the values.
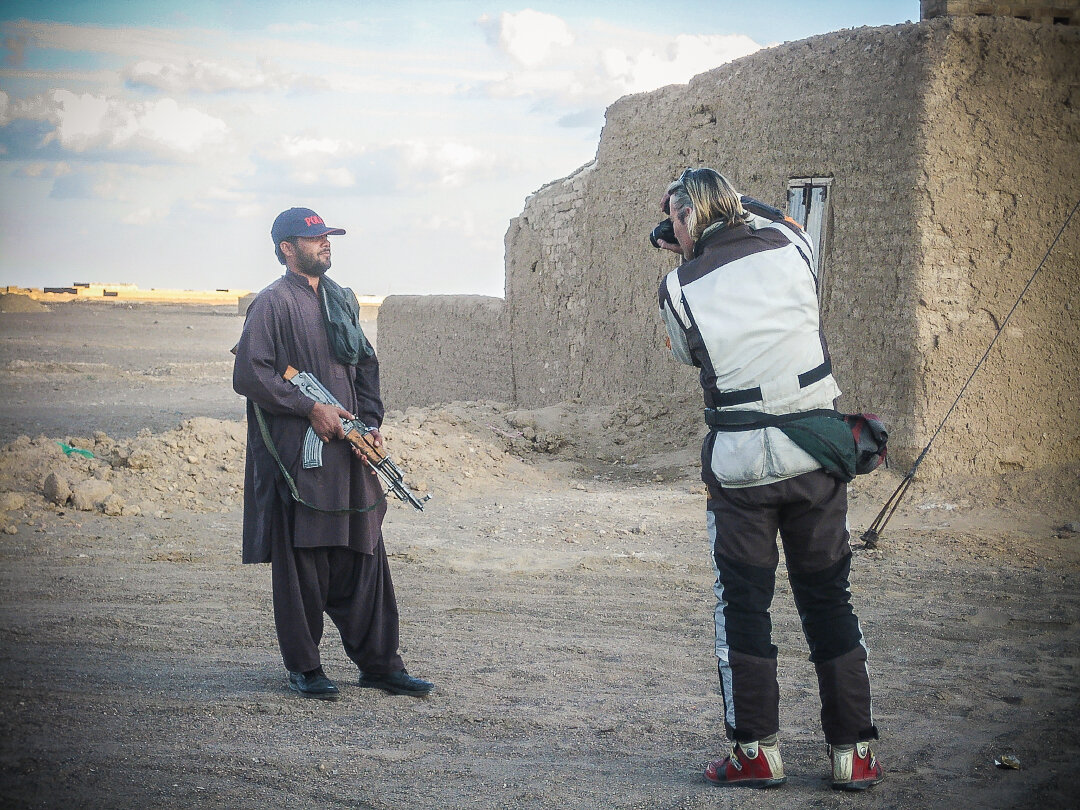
649, 218, 676, 249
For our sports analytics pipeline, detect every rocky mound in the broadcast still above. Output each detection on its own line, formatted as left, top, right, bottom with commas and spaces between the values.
0, 293, 49, 313
0, 418, 247, 523
0, 405, 551, 527
1, 394, 1075, 538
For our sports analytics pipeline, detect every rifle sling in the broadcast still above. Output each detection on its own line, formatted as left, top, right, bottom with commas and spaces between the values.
252, 402, 385, 515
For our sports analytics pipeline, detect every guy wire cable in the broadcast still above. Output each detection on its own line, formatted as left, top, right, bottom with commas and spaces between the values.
860, 195, 1080, 549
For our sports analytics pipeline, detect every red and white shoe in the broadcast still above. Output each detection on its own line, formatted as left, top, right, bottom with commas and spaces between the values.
704, 740, 786, 788
830, 742, 884, 791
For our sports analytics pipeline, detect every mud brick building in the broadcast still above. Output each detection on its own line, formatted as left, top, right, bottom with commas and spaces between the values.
380, 13, 1080, 478
922, 0, 1079, 24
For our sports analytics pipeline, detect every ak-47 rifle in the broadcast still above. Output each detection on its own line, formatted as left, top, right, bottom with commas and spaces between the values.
284, 365, 430, 511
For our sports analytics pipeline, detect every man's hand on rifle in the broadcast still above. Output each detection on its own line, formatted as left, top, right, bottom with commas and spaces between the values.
308, 402, 351, 443
350, 428, 383, 476
352, 427, 382, 460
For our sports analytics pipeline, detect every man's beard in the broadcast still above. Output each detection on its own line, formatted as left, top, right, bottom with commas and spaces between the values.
297, 252, 330, 276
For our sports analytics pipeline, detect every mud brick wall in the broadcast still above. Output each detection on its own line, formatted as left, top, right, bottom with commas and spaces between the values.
922, 0, 1080, 25
380, 16, 1080, 476
507, 21, 931, 461
911, 17, 1080, 476
378, 295, 511, 409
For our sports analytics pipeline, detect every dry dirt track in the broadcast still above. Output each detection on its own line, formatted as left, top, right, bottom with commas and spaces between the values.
1, 302, 1078, 810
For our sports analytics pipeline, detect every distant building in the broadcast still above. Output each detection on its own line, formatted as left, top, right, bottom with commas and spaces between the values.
29, 284, 250, 305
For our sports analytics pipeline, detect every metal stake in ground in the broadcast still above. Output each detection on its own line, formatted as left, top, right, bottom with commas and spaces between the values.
859, 196, 1080, 549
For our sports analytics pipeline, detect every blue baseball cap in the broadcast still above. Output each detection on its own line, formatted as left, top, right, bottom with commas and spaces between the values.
271, 207, 346, 245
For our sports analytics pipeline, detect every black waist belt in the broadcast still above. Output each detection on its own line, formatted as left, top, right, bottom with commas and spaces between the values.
709, 359, 831, 409
704, 407, 838, 431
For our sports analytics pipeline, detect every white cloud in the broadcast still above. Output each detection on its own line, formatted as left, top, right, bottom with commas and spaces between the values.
400, 141, 491, 188
269, 136, 356, 187
3, 20, 341, 96
136, 98, 228, 153
122, 56, 324, 94
203, 186, 255, 203
0, 88, 57, 124
481, 10, 575, 68
261, 135, 497, 192
611, 33, 764, 92
478, 13, 762, 111
277, 136, 346, 158
8, 89, 229, 157
4, 32, 27, 67
289, 166, 355, 188
190, 186, 262, 219
15, 161, 70, 178
3, 17, 468, 84
417, 209, 486, 244
47, 92, 133, 151
4, 20, 195, 63
321, 167, 355, 187
121, 206, 168, 225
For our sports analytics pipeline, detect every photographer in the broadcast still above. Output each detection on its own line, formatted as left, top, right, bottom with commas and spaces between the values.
655, 168, 883, 791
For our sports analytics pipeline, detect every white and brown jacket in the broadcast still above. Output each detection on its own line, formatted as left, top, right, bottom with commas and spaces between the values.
659, 207, 840, 488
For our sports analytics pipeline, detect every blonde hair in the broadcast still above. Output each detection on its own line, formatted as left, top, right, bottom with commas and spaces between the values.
665, 167, 746, 243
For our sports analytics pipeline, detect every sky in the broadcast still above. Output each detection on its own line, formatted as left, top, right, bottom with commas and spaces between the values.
0, 1, 920, 297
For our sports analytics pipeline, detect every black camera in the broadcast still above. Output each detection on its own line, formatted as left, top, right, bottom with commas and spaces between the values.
649, 218, 676, 249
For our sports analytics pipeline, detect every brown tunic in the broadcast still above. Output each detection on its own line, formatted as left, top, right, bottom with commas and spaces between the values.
233, 270, 386, 564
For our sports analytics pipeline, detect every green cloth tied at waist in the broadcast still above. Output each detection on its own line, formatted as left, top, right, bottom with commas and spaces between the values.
704, 407, 857, 482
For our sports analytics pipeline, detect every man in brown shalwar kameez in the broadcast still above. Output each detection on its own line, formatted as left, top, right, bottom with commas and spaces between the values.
232, 206, 434, 700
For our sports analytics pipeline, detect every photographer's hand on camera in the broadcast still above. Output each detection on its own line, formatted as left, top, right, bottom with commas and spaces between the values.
655, 235, 682, 255
652, 191, 681, 255
655, 191, 694, 258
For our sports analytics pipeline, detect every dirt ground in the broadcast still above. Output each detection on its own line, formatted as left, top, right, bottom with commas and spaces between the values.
1, 301, 1078, 810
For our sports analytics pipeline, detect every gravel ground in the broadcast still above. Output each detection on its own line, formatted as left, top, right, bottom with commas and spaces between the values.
1, 302, 1077, 809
